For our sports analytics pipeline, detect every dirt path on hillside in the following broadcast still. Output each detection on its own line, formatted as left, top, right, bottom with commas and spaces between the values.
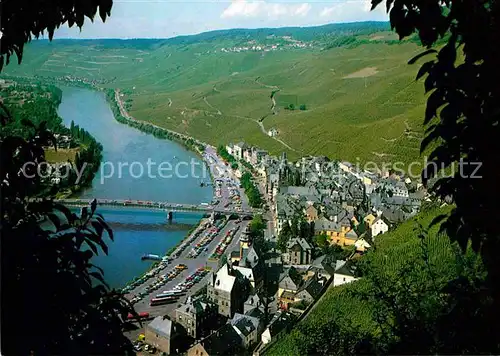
255, 76, 279, 90
203, 96, 222, 115
116, 88, 299, 154
201, 85, 297, 152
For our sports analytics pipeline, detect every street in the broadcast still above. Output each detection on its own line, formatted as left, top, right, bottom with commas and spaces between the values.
123, 145, 252, 343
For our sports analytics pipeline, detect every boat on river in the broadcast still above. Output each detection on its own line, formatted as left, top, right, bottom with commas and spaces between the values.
141, 254, 162, 261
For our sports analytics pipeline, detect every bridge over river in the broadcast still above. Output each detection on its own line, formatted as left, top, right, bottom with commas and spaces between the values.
55, 199, 258, 216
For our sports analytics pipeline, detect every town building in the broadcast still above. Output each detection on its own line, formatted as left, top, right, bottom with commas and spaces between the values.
333, 260, 358, 287
283, 238, 312, 265
354, 238, 371, 252
175, 297, 218, 339
261, 311, 295, 345
308, 255, 336, 280
145, 316, 182, 355
294, 274, 324, 304
187, 323, 243, 356
371, 217, 389, 237
267, 128, 279, 137
207, 263, 250, 318
232, 142, 248, 160
231, 313, 263, 348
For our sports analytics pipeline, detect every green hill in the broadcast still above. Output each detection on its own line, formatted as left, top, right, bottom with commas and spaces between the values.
265, 204, 483, 355
2, 21, 427, 167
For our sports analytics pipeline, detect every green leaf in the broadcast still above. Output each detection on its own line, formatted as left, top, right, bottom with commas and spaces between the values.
416, 61, 434, 80
408, 49, 438, 65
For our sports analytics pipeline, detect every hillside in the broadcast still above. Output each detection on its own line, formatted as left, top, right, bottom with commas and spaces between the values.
265, 204, 483, 355
2, 21, 427, 166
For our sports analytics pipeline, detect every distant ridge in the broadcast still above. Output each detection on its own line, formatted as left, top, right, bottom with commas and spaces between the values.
32, 21, 390, 49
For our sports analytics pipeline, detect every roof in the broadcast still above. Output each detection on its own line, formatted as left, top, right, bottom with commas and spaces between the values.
297, 275, 323, 300
276, 194, 296, 217
209, 264, 236, 293
231, 313, 260, 337
234, 142, 247, 149
355, 238, 371, 249
267, 311, 295, 336
335, 260, 356, 277
306, 204, 318, 213
245, 307, 265, 319
310, 255, 335, 276
245, 294, 263, 308
280, 290, 296, 299
364, 213, 376, 223
279, 267, 303, 291
196, 324, 242, 355
345, 229, 358, 240
314, 218, 341, 232
233, 266, 254, 282
244, 246, 260, 268
177, 298, 213, 316
147, 317, 173, 340
287, 238, 312, 251
372, 217, 388, 226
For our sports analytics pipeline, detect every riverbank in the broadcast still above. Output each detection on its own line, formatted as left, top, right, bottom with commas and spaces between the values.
105, 88, 206, 158
0, 76, 103, 198
105, 87, 218, 188
121, 216, 210, 291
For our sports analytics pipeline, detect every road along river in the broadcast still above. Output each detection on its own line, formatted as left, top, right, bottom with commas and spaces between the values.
57, 86, 213, 288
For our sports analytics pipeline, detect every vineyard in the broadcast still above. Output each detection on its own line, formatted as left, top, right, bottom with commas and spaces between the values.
266, 205, 484, 355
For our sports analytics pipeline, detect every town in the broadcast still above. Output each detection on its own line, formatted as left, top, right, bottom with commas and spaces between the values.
126, 140, 426, 355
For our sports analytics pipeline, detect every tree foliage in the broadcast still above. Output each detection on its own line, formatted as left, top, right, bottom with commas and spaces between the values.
240, 172, 263, 208
0, 0, 113, 71
371, 0, 500, 279
1, 1, 135, 353
0, 113, 133, 354
367, 1, 500, 350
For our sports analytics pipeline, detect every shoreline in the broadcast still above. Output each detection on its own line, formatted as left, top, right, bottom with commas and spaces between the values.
3, 75, 219, 290
121, 216, 209, 291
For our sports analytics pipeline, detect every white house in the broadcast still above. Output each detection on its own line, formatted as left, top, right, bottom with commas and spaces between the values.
355, 238, 371, 252
232, 142, 248, 160
225, 144, 234, 156
333, 260, 358, 287
371, 217, 389, 237
389, 181, 409, 198
267, 128, 279, 137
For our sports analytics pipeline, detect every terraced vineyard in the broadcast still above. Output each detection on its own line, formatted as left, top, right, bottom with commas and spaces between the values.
2, 22, 428, 166
265, 204, 482, 355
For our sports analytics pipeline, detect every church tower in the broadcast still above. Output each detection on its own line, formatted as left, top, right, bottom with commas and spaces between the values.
239, 226, 251, 261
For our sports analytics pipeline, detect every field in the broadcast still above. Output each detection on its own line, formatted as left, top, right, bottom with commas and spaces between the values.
44, 148, 79, 163
2, 22, 429, 167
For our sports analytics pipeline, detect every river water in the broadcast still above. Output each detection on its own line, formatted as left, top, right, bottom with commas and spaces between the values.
57, 86, 213, 288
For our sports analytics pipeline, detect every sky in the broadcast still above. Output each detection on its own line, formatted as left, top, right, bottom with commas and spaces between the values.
53, 0, 390, 39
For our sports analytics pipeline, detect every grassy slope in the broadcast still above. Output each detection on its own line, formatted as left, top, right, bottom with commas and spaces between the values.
3, 25, 428, 166
266, 205, 461, 355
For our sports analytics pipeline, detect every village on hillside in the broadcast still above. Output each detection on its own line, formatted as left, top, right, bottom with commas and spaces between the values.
131, 141, 427, 356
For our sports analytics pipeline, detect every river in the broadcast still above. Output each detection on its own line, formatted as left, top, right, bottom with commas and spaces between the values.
57, 86, 213, 288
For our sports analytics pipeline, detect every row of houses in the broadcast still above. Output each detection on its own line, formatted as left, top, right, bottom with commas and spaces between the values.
142, 143, 427, 355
